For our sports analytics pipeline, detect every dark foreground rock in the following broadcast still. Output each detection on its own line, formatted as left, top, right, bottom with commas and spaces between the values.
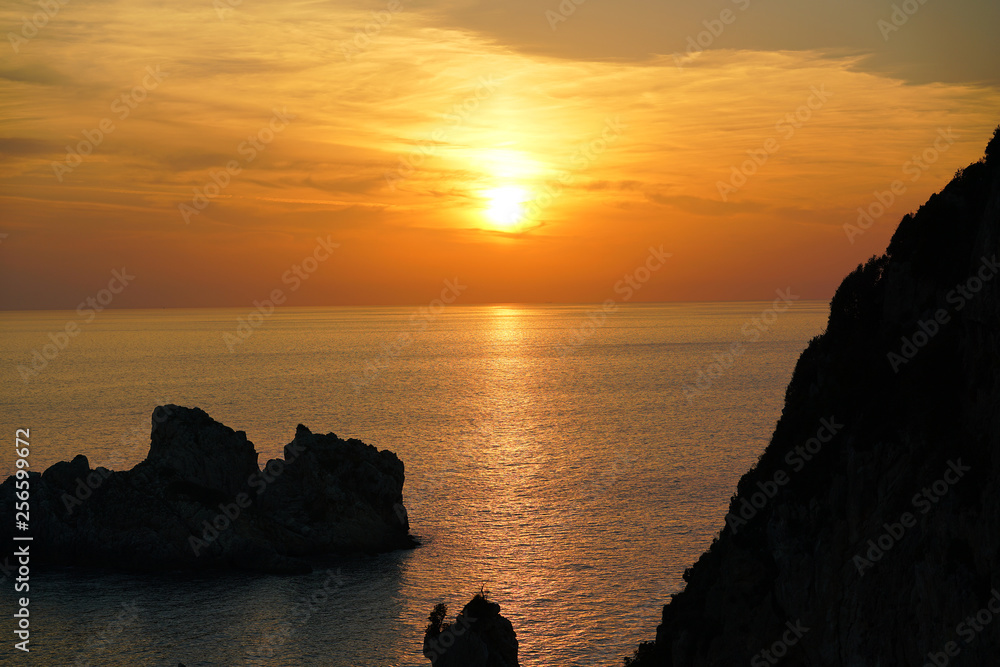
424, 593, 520, 667
625, 128, 1000, 665
0, 405, 416, 573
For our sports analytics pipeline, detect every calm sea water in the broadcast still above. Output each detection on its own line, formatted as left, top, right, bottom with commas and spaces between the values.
0, 303, 827, 666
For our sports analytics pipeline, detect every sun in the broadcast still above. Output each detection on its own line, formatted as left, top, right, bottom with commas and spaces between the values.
483, 186, 530, 229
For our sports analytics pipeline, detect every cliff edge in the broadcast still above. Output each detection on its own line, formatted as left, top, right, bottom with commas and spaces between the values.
628, 127, 1000, 665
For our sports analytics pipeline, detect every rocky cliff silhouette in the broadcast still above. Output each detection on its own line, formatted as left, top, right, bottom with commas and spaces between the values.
626, 127, 1000, 666
0, 405, 416, 573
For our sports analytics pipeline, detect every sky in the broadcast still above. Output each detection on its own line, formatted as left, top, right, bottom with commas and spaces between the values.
1, 0, 998, 308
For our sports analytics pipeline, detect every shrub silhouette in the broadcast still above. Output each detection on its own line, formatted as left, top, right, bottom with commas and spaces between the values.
426, 602, 449, 637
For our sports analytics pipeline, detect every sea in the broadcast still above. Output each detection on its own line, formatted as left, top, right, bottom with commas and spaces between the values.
0, 302, 827, 666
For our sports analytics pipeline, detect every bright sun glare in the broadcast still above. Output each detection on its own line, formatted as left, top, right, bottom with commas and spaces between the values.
483, 186, 530, 228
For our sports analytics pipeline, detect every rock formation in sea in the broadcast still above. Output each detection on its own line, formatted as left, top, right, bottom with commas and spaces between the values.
624, 128, 1000, 665
423, 592, 520, 667
0, 405, 416, 573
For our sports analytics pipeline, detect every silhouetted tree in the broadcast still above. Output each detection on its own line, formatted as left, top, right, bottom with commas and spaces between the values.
426, 602, 448, 638
985, 125, 1000, 161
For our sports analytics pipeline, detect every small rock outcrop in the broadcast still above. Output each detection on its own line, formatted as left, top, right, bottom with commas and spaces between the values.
0, 405, 416, 573
624, 128, 1000, 665
423, 592, 520, 667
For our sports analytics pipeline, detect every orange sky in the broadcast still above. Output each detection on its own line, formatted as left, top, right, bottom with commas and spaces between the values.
1, 0, 999, 308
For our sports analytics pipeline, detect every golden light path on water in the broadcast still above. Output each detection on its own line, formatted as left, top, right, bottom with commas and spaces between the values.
0, 303, 827, 665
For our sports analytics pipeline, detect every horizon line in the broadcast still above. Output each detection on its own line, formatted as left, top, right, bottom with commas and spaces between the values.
0, 298, 833, 314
